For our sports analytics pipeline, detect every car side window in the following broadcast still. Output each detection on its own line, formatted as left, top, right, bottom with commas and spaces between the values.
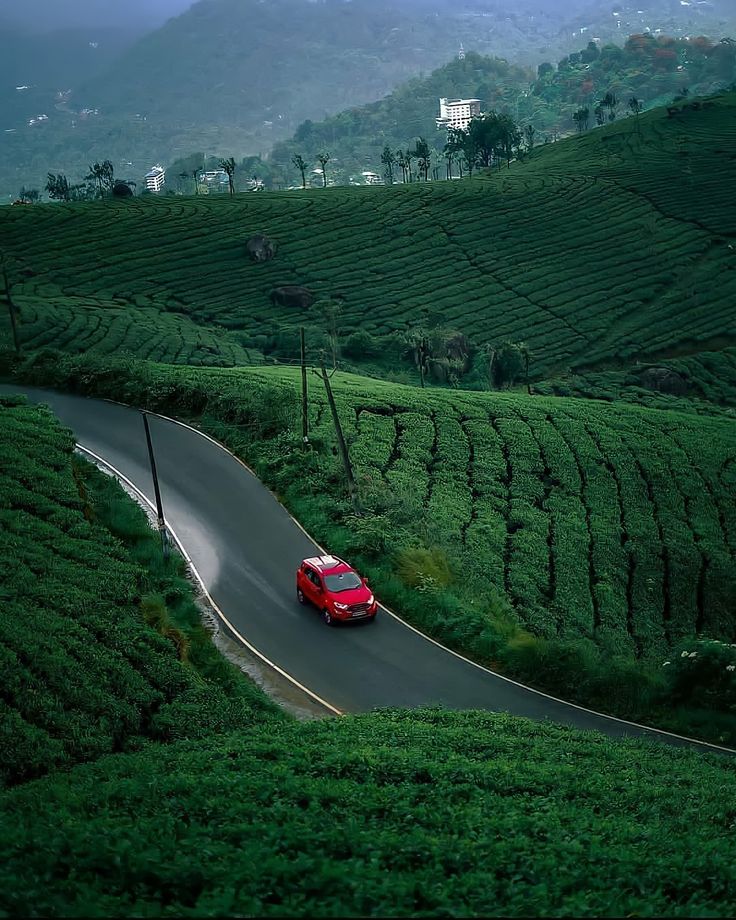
306, 568, 320, 588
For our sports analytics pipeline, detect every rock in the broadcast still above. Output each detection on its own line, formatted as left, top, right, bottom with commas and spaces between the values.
246, 233, 277, 262
270, 285, 315, 309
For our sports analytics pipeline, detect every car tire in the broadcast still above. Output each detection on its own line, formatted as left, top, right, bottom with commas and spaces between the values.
297, 588, 307, 605
322, 608, 335, 627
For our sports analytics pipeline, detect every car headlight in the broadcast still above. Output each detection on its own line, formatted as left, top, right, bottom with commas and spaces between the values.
367, 594, 374, 605
334, 602, 349, 610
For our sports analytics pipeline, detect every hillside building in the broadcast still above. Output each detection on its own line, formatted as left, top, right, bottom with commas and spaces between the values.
436, 97, 482, 132
144, 165, 165, 193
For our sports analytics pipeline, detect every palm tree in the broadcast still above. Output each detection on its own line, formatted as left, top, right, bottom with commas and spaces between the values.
218, 157, 236, 195
85, 160, 114, 197
380, 145, 396, 184
412, 137, 431, 180
317, 152, 330, 188
292, 154, 308, 189
396, 149, 408, 183
599, 92, 619, 122
628, 96, 643, 137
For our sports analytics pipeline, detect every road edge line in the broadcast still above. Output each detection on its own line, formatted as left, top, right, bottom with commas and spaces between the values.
141, 409, 736, 756
76, 443, 343, 718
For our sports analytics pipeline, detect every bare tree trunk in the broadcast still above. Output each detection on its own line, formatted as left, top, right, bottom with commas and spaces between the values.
319, 360, 358, 511
3, 268, 20, 355
300, 327, 309, 449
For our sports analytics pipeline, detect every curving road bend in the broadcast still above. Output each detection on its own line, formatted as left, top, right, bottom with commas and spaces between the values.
3, 384, 733, 756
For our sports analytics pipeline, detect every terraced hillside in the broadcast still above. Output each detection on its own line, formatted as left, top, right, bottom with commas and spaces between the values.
0, 395, 281, 787
248, 366, 736, 663
1, 93, 735, 382
23, 357, 736, 681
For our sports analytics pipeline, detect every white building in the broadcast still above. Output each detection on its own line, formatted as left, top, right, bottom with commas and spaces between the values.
144, 165, 165, 193
436, 97, 482, 132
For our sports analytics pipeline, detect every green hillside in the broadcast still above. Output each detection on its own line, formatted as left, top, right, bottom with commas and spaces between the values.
268, 36, 736, 186
15, 356, 736, 742
0, 395, 283, 787
3, 707, 736, 918
3, 93, 735, 390
3, 385, 735, 917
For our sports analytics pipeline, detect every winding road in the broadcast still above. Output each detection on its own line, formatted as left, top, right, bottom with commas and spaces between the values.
3, 383, 733, 755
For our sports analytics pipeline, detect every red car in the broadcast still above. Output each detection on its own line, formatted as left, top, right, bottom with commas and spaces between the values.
296, 555, 377, 626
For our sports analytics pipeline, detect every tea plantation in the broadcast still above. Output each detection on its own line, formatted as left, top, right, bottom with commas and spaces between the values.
0, 395, 284, 788
15, 353, 736, 740
1, 402, 736, 916
1, 93, 735, 383
2, 89, 736, 915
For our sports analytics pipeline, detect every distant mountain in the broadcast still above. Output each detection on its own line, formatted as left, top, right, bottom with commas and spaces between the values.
1, 0, 735, 199
268, 34, 736, 187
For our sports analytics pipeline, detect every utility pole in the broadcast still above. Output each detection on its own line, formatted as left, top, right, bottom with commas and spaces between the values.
300, 326, 309, 449
317, 358, 358, 512
141, 411, 170, 560
2, 267, 20, 355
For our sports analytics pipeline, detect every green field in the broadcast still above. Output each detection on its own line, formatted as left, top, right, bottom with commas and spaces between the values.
0, 395, 283, 787
3, 706, 736, 918
2, 93, 735, 386
3, 71, 736, 919
0, 402, 734, 912
15, 353, 736, 740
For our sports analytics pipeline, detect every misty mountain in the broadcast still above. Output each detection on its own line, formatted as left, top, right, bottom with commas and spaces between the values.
0, 0, 194, 33
1, 0, 734, 199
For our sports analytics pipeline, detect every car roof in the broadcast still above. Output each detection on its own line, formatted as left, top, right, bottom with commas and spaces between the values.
303, 554, 353, 574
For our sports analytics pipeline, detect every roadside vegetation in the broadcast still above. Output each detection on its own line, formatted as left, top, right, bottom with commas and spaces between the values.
1, 399, 735, 915
11, 354, 736, 745
0, 395, 284, 788
3, 705, 736, 918
2, 83, 736, 913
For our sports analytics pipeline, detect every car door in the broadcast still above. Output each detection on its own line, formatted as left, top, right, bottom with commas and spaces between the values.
304, 566, 321, 605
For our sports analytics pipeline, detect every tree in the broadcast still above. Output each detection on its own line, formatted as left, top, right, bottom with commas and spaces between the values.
317, 152, 330, 188
523, 124, 536, 150
411, 137, 431, 180
599, 92, 619, 122
18, 187, 39, 203
594, 105, 606, 127
218, 157, 236, 195
443, 128, 466, 178
498, 114, 521, 167
112, 180, 136, 198
396, 149, 409, 183
85, 160, 114, 197
573, 107, 590, 133
45, 173, 71, 201
403, 327, 431, 388
179, 167, 202, 195
380, 145, 396, 184
628, 96, 643, 137
292, 153, 308, 189
492, 341, 526, 388
314, 298, 342, 369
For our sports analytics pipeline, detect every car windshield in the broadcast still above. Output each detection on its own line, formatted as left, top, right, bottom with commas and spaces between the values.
324, 571, 362, 593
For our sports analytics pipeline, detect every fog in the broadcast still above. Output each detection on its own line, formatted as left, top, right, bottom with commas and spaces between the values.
0, 0, 611, 34
0, 0, 196, 32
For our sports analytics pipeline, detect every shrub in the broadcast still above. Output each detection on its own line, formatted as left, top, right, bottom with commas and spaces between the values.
396, 546, 452, 589
343, 329, 380, 360
663, 638, 736, 712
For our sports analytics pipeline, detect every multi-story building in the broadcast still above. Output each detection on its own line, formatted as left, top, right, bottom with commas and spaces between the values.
144, 165, 165, 193
436, 97, 482, 132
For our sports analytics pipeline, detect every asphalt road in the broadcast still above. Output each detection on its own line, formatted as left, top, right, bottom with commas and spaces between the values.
3, 383, 733, 755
